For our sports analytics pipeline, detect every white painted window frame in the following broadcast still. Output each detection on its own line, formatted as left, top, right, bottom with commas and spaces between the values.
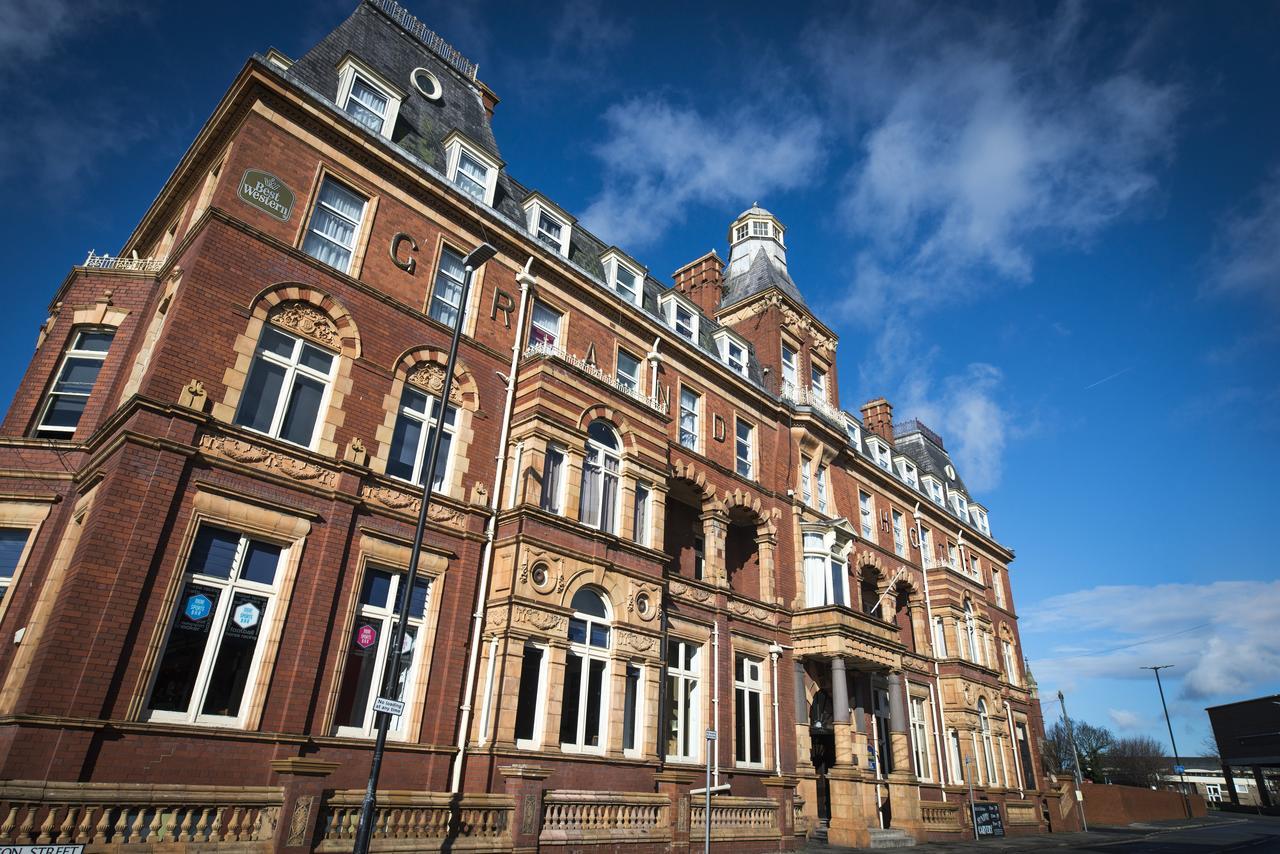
336, 55, 403, 140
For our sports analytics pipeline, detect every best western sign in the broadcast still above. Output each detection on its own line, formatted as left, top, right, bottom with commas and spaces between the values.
238, 170, 295, 221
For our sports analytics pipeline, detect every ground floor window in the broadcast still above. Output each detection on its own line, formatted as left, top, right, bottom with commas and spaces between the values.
666, 639, 701, 762
909, 695, 932, 781
514, 642, 548, 748
147, 525, 284, 726
734, 654, 764, 767
332, 566, 432, 738
622, 662, 644, 756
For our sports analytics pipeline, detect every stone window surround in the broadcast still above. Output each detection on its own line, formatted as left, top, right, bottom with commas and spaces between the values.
0, 498, 55, 629
291, 165, 379, 281
371, 347, 479, 503
316, 531, 448, 745
127, 488, 312, 731
422, 233, 491, 340
213, 284, 361, 459
30, 301, 130, 438
730, 632, 777, 773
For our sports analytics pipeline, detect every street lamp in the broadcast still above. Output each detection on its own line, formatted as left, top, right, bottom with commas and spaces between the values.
1142, 664, 1191, 818
1058, 690, 1088, 832
353, 243, 498, 854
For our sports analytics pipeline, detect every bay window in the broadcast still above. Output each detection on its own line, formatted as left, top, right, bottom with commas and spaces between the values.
803, 530, 850, 608
235, 325, 336, 449
333, 566, 432, 738
540, 444, 565, 513
978, 699, 997, 784
579, 420, 620, 534
147, 525, 285, 726
665, 638, 701, 762
734, 654, 765, 767
932, 616, 947, 657
33, 327, 115, 438
386, 385, 456, 491
633, 481, 651, 546
622, 662, 644, 756
560, 588, 611, 752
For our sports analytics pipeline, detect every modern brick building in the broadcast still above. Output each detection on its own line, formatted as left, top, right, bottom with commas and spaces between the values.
0, 2, 1070, 849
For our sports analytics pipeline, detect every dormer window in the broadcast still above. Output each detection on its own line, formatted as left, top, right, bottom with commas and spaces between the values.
950, 490, 969, 520
523, 194, 574, 259
715, 331, 748, 376
868, 438, 891, 470
971, 506, 991, 536
336, 56, 402, 140
923, 476, 944, 506
845, 420, 861, 448
895, 457, 919, 489
660, 293, 699, 342
444, 131, 502, 206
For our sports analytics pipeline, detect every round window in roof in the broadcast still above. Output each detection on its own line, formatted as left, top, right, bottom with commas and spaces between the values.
945, 464, 956, 480
411, 67, 442, 101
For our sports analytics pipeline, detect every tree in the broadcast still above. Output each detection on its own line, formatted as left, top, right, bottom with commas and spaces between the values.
1041, 720, 1115, 781
1107, 736, 1168, 787
1043, 722, 1071, 775
1200, 733, 1221, 765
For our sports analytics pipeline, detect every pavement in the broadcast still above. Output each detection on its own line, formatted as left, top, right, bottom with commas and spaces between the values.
799, 813, 1280, 852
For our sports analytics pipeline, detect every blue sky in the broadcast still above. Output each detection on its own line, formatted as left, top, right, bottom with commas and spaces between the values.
2, 0, 1277, 754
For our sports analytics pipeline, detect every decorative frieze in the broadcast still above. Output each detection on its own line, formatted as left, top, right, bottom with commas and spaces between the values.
360, 483, 467, 529
512, 605, 567, 634
199, 433, 337, 487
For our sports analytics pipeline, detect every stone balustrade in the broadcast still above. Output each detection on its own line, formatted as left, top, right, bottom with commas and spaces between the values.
920, 800, 962, 831
690, 796, 780, 840
539, 790, 669, 846
0, 780, 282, 848
318, 790, 511, 852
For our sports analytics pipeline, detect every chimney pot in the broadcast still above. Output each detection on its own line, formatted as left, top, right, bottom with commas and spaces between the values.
861, 397, 895, 444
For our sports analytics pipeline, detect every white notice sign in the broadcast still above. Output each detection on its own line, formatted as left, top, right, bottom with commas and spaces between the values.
2, 846, 86, 854
373, 697, 406, 716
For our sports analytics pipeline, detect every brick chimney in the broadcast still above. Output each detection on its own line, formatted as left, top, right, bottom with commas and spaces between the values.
477, 80, 500, 122
673, 251, 724, 317
861, 397, 894, 444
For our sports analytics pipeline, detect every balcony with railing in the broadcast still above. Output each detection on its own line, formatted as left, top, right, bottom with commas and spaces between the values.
792, 603, 903, 667
81, 251, 165, 274
779, 381, 845, 428
524, 341, 666, 414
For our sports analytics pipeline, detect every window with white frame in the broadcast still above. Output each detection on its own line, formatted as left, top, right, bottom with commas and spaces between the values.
428, 246, 468, 327
781, 344, 798, 388
146, 525, 285, 726
235, 325, 336, 449
579, 420, 620, 534
1003, 639, 1019, 685
661, 295, 698, 342
665, 638, 701, 762
751, 220, 770, 237
948, 541, 959, 571
870, 439, 891, 470
949, 729, 964, 782
924, 476, 944, 506
800, 455, 813, 505
932, 616, 947, 657
0, 527, 31, 602
333, 566, 432, 738
616, 348, 642, 394
514, 642, 548, 748
802, 529, 850, 608
734, 418, 754, 479
692, 534, 705, 581
336, 58, 401, 139
452, 148, 492, 202
386, 385, 456, 491
920, 525, 935, 566
951, 490, 969, 520
859, 491, 875, 539
678, 387, 700, 451
964, 600, 979, 663
527, 301, 561, 349
633, 482, 651, 547
734, 654, 765, 767
536, 210, 565, 253
717, 333, 748, 376
735, 223, 749, 241
302, 177, 367, 273
892, 509, 907, 557
845, 419, 862, 448
606, 256, 642, 306
897, 458, 919, 489
560, 587, 611, 752
972, 507, 991, 536
815, 463, 829, 514
540, 444, 565, 514
810, 363, 827, 402
622, 661, 644, 756
910, 695, 933, 781
522, 198, 572, 257
33, 327, 115, 438
969, 553, 982, 582
992, 568, 1006, 607
978, 699, 997, 784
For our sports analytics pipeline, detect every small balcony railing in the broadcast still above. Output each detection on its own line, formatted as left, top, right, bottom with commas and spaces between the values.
779, 381, 845, 428
525, 341, 666, 414
82, 250, 164, 274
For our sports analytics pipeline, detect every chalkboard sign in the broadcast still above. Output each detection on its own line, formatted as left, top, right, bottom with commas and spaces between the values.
972, 802, 1005, 838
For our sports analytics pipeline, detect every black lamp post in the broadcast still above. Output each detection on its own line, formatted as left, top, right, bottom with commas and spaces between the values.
353, 243, 497, 854
1142, 664, 1191, 818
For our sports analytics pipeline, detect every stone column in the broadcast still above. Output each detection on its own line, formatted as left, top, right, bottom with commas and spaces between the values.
884, 673, 924, 839
831, 658, 850, 723
757, 530, 777, 603
500, 764, 552, 854
269, 757, 339, 854
655, 770, 698, 853
702, 510, 729, 587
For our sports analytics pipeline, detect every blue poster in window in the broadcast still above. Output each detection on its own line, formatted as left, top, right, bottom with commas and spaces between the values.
184, 593, 213, 622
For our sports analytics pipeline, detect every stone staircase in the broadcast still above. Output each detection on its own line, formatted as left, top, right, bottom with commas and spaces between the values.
867, 827, 917, 848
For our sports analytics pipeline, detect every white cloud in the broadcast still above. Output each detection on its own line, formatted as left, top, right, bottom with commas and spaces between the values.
1022, 580, 1280, 703
1108, 708, 1149, 732
897, 361, 1010, 492
1206, 167, 1280, 309
580, 97, 824, 248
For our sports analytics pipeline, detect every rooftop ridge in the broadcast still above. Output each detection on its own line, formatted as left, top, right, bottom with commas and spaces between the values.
894, 418, 945, 451
365, 0, 478, 81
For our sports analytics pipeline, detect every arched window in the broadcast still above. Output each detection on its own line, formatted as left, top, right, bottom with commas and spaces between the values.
560, 587, 611, 751
964, 600, 978, 663
579, 420, 620, 534
978, 698, 997, 785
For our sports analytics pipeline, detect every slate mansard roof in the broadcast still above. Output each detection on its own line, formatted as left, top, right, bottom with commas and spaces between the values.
720, 248, 808, 312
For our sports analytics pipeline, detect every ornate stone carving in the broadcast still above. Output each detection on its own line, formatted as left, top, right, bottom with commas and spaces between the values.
405, 362, 465, 406
360, 484, 466, 529
513, 605, 567, 633
484, 608, 506, 634
616, 629, 657, 653
286, 795, 314, 846
727, 598, 771, 622
344, 436, 368, 466
179, 378, 207, 410
200, 433, 337, 486
719, 293, 836, 354
269, 302, 339, 349
669, 580, 714, 605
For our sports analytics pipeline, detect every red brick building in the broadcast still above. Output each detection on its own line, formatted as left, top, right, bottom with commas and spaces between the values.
0, 2, 1070, 850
